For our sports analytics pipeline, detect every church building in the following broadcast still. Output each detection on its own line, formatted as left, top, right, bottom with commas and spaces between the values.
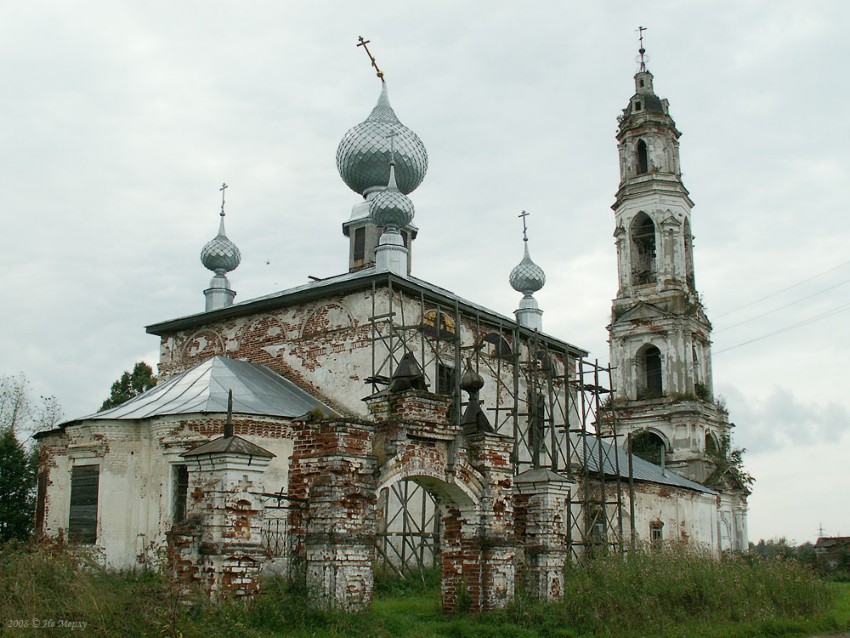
35, 41, 749, 611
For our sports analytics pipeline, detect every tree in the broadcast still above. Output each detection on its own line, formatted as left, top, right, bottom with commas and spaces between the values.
0, 373, 64, 439
100, 362, 157, 411
0, 428, 36, 541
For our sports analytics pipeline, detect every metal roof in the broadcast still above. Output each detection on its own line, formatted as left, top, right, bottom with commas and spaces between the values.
147, 267, 587, 358
74, 356, 334, 422
581, 436, 716, 495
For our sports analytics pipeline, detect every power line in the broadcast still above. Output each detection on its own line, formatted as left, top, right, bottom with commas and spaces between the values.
715, 301, 850, 354
715, 279, 850, 332
713, 260, 850, 320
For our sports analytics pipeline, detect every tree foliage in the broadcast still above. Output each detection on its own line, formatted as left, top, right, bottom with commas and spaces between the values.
100, 362, 157, 411
0, 428, 36, 541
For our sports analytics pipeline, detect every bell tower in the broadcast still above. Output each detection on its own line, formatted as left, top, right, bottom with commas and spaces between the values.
606, 38, 729, 486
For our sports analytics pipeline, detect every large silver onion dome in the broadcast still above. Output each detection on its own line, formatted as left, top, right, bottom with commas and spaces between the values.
509, 243, 546, 295
337, 82, 428, 196
201, 214, 241, 273
370, 164, 414, 229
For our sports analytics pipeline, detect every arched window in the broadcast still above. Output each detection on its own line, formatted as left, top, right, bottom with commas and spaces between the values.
630, 213, 657, 285
636, 344, 663, 399
683, 218, 695, 289
631, 430, 666, 465
637, 139, 649, 174
705, 431, 720, 457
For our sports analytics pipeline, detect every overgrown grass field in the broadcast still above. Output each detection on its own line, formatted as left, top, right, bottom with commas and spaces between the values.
1, 542, 848, 637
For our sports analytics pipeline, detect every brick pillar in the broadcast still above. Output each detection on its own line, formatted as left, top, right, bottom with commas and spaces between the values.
451, 431, 516, 612
513, 469, 573, 601
173, 448, 272, 599
289, 420, 377, 611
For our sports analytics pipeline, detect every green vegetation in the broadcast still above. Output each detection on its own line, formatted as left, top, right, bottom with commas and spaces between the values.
100, 361, 157, 411
1, 543, 848, 637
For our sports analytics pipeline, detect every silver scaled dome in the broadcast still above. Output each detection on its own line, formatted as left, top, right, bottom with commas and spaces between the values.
201, 214, 241, 274
370, 164, 415, 229
337, 82, 428, 196
509, 243, 546, 295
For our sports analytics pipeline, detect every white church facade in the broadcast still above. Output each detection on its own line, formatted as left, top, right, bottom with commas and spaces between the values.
35, 43, 748, 610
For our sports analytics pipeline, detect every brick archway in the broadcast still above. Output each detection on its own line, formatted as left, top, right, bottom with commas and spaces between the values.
289, 387, 515, 612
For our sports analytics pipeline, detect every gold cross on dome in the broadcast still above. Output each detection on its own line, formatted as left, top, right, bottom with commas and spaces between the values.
357, 35, 384, 80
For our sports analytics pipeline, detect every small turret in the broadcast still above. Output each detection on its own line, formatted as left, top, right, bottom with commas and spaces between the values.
201, 183, 241, 311
509, 211, 546, 331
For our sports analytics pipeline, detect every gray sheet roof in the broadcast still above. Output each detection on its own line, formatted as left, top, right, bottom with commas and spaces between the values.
581, 436, 716, 495
76, 356, 334, 422
146, 267, 588, 357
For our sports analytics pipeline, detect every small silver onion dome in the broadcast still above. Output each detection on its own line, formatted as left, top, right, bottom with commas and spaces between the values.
336, 82, 428, 196
370, 164, 414, 229
201, 214, 241, 273
509, 243, 546, 295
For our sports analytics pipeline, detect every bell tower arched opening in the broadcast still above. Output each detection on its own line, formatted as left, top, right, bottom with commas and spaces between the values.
636, 139, 649, 174
635, 344, 663, 399
630, 213, 657, 285
683, 218, 695, 289
630, 430, 666, 465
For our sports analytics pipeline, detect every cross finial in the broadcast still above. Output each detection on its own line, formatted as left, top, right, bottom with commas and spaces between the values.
219, 182, 228, 217
357, 35, 384, 81
519, 210, 530, 242
637, 26, 648, 72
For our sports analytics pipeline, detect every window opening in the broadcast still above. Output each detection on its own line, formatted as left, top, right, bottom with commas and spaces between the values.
436, 362, 456, 396
353, 226, 366, 261
69, 465, 99, 544
630, 213, 657, 285
650, 520, 664, 545
637, 139, 649, 174
173, 464, 189, 523
635, 101, 642, 112
631, 431, 665, 465
683, 218, 695, 289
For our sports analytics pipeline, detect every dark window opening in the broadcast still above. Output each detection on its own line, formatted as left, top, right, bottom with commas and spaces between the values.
639, 79, 645, 88
705, 432, 720, 457
436, 362, 456, 396
635, 101, 642, 112
528, 390, 547, 466
402, 231, 409, 248
353, 226, 366, 261
631, 431, 666, 466
69, 465, 99, 544
637, 139, 649, 174
173, 464, 189, 523
630, 213, 657, 285
35, 471, 47, 534
637, 345, 663, 398
650, 521, 664, 545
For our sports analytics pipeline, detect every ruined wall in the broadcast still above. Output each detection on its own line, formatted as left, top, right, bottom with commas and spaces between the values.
37, 414, 297, 569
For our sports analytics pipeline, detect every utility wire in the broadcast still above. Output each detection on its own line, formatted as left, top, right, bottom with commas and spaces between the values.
715, 279, 850, 332
712, 260, 850, 320
715, 301, 850, 354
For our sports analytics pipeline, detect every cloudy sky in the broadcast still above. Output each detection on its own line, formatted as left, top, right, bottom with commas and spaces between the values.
3, 1, 848, 544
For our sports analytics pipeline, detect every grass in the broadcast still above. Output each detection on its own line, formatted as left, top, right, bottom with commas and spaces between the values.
1, 542, 848, 637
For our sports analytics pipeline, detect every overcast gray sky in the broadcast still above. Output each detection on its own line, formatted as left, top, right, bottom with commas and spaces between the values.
3, 1, 848, 544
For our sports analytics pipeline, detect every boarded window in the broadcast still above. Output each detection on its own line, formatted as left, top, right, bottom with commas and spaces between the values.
353, 227, 366, 261
173, 464, 189, 523
69, 465, 99, 544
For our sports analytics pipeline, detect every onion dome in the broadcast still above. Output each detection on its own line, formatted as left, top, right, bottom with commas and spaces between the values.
370, 163, 415, 229
201, 212, 241, 274
336, 82, 428, 196
459, 359, 485, 395
509, 242, 546, 295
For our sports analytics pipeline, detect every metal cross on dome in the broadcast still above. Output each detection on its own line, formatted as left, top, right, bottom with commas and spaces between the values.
220, 182, 228, 217
519, 210, 530, 242
637, 26, 648, 72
